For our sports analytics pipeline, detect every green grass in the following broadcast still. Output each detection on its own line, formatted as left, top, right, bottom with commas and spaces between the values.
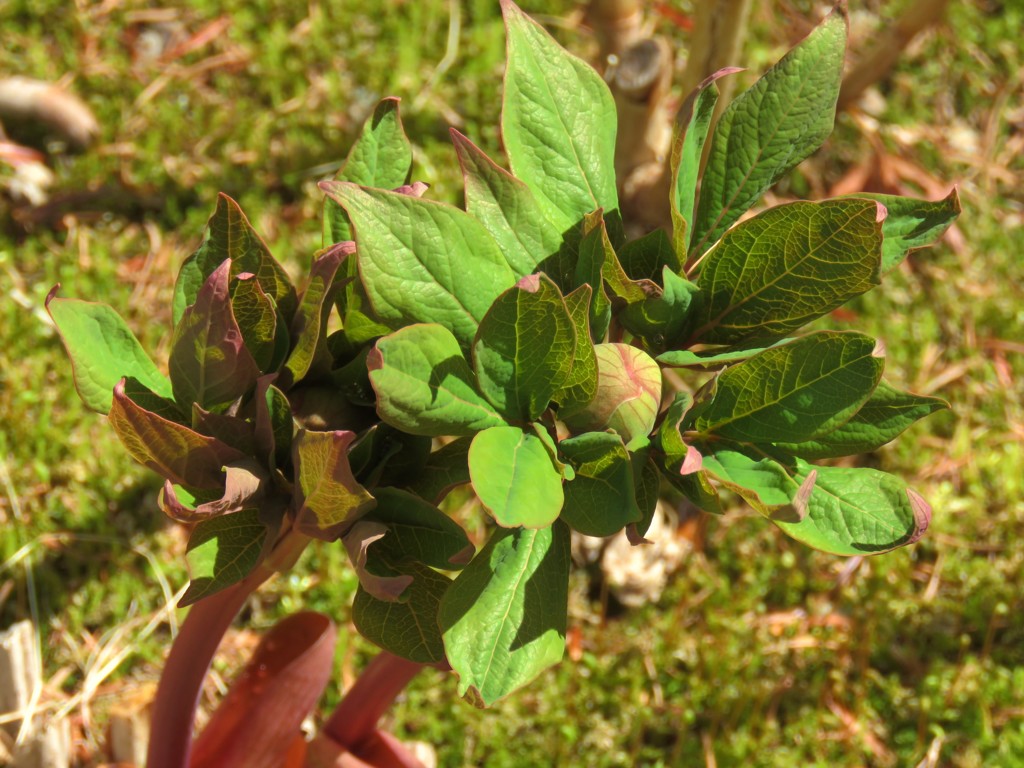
1, 0, 1021, 765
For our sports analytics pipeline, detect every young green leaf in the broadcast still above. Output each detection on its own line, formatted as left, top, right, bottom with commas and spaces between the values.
690, 5, 848, 256
353, 559, 451, 664
847, 188, 961, 274
324, 97, 413, 244
173, 193, 296, 326
619, 267, 700, 350
109, 379, 245, 489
342, 521, 415, 601
46, 288, 173, 414
440, 521, 570, 706
283, 242, 354, 385
552, 284, 599, 414
169, 259, 261, 411
451, 129, 572, 286
321, 182, 516, 347
773, 462, 931, 554
293, 429, 375, 541
559, 432, 641, 537
469, 426, 564, 528
700, 447, 800, 518
473, 274, 576, 421
368, 324, 506, 437
692, 331, 884, 444
670, 67, 742, 256
230, 274, 279, 374
501, 0, 619, 234
688, 199, 884, 345
253, 376, 293, 472
181, 508, 268, 607
657, 338, 791, 369
773, 380, 949, 459
617, 227, 679, 282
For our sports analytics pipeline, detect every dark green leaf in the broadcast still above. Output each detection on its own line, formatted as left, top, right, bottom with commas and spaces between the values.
774, 380, 949, 458
173, 193, 296, 326
619, 267, 700, 349
439, 521, 570, 706
552, 285, 599, 413
354, 559, 451, 664
293, 429, 375, 540
501, 0, 618, 233
473, 274, 576, 421
46, 288, 172, 414
689, 199, 883, 345
365, 486, 474, 569
324, 97, 413, 243
404, 436, 472, 504
692, 331, 884, 444
181, 508, 268, 606
559, 432, 640, 537
169, 259, 260, 411
253, 376, 293, 472
321, 182, 516, 347
469, 426, 564, 528
690, 6, 847, 255
368, 324, 506, 437
847, 188, 961, 274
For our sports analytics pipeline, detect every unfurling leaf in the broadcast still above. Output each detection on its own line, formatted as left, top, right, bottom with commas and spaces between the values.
293, 429, 375, 540
181, 509, 268, 606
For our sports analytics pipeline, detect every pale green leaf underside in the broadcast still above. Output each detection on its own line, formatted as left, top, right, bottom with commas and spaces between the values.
181, 509, 267, 606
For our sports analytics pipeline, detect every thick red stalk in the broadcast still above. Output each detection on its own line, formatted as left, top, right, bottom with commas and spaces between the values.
146, 567, 271, 768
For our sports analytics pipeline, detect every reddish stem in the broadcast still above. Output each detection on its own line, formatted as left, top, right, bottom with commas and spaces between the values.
320, 651, 424, 754
146, 567, 271, 768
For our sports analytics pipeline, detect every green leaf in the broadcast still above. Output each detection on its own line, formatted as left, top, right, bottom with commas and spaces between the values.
440, 521, 570, 706
692, 332, 884, 444
689, 199, 884, 345
501, 0, 618, 233
690, 6, 847, 256
404, 436, 473, 504
173, 193, 296, 327
617, 227, 679, 281
293, 429, 375, 540
670, 67, 741, 257
619, 267, 700, 349
451, 129, 572, 286
347, 423, 431, 488
109, 379, 245, 489
169, 259, 261, 411
368, 324, 506, 437
325, 97, 413, 244
365, 487, 474, 569
353, 559, 451, 664
181, 508, 268, 606
552, 285, 599, 413
654, 391, 694, 467
469, 426, 564, 528
283, 242, 353, 385
473, 274, 576, 421
773, 462, 931, 554
847, 188, 961, 274
230, 274, 278, 373
655, 393, 722, 514
559, 432, 641, 537
578, 211, 651, 307
574, 221, 612, 342
774, 380, 949, 459
253, 376, 293, 472
321, 182, 516, 347
630, 451, 662, 538
657, 338, 791, 368
46, 289, 172, 414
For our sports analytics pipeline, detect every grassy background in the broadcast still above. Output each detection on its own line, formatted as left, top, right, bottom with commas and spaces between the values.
1, 0, 1021, 765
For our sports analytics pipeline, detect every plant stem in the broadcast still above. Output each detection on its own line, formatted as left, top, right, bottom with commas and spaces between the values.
320, 651, 424, 753
145, 566, 271, 768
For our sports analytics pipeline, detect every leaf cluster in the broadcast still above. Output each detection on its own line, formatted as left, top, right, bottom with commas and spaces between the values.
50, 1, 958, 707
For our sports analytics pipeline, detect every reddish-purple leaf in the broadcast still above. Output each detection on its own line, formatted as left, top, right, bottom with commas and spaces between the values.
293, 429, 375, 540
109, 378, 245, 488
